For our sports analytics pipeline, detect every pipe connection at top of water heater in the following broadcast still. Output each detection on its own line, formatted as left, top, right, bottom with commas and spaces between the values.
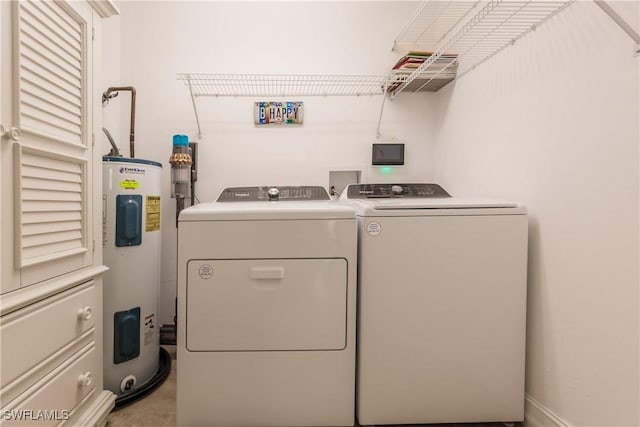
102, 86, 136, 158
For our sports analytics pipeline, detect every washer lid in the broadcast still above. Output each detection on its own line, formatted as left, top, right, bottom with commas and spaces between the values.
179, 200, 356, 221
369, 198, 518, 210
340, 183, 525, 215
347, 197, 525, 216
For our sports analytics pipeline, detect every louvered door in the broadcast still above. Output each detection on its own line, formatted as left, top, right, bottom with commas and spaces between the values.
1, 0, 94, 290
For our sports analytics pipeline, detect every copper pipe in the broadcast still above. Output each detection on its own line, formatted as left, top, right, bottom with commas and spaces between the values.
102, 86, 137, 158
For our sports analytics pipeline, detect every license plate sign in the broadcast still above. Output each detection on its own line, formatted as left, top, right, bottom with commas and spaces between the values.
255, 102, 303, 126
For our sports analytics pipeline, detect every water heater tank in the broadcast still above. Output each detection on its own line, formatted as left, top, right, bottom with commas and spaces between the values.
102, 157, 162, 397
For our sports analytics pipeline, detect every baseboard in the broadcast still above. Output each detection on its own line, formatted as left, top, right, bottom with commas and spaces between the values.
73, 390, 116, 427
525, 393, 571, 427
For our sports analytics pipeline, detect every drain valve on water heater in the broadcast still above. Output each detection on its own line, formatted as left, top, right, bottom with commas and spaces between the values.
120, 375, 137, 393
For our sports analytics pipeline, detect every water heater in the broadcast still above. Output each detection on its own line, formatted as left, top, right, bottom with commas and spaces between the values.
102, 156, 162, 398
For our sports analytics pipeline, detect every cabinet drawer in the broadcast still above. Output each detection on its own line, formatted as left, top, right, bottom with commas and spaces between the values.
0, 283, 96, 389
3, 343, 98, 426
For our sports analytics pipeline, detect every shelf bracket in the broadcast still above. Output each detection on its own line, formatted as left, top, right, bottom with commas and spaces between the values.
392, 0, 429, 51
376, 79, 390, 139
186, 75, 202, 140
594, 1, 640, 47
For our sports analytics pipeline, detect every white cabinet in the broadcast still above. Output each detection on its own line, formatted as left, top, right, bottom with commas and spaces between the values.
0, 281, 104, 426
1, 0, 95, 291
0, 0, 118, 425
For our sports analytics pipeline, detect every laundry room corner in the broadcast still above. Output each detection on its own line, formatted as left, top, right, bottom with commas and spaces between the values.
431, 2, 640, 426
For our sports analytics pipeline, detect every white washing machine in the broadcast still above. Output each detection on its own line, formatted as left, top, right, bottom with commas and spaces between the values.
177, 186, 357, 427
340, 183, 528, 425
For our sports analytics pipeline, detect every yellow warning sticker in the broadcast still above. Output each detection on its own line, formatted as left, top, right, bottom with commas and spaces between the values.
146, 196, 161, 232
120, 179, 139, 190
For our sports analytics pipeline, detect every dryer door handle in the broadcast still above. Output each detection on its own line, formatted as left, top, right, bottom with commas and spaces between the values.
249, 267, 284, 280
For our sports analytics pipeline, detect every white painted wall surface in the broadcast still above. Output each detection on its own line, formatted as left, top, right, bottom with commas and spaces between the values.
101, 1, 435, 325
101, 14, 122, 153
432, 2, 639, 426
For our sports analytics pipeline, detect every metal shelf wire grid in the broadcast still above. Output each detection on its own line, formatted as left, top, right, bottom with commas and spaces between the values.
177, 73, 390, 97
391, 0, 572, 95
393, 1, 477, 51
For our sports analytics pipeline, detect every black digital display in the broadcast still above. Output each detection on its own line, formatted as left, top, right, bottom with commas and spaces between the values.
372, 143, 405, 165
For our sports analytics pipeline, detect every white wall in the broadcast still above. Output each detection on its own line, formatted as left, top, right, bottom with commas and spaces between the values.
102, 1, 437, 325
432, 2, 639, 426
102, 6, 122, 153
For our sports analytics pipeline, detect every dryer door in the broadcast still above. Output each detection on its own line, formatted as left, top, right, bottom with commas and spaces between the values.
186, 258, 347, 351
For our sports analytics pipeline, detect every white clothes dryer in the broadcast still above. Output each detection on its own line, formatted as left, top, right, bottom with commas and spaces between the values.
177, 186, 357, 427
341, 183, 528, 425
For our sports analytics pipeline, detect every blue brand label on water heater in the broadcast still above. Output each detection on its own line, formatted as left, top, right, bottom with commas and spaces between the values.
119, 166, 146, 175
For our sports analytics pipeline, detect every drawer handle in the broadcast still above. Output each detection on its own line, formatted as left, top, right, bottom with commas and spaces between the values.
78, 371, 93, 388
249, 267, 284, 280
77, 306, 92, 321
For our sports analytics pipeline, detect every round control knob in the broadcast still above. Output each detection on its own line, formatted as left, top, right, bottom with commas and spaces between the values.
77, 306, 92, 321
267, 187, 279, 200
78, 371, 93, 387
391, 185, 404, 195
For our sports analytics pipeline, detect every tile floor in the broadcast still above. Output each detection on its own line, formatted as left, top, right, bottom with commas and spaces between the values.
106, 346, 523, 427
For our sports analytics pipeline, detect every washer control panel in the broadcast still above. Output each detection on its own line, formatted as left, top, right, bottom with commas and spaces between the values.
346, 183, 451, 199
217, 186, 330, 202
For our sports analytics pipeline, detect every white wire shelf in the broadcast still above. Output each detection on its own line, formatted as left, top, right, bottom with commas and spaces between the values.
393, 1, 477, 51
390, 0, 573, 95
177, 73, 389, 97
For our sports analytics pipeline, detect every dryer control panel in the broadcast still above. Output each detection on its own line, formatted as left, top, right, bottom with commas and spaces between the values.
217, 186, 330, 201
346, 183, 451, 199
